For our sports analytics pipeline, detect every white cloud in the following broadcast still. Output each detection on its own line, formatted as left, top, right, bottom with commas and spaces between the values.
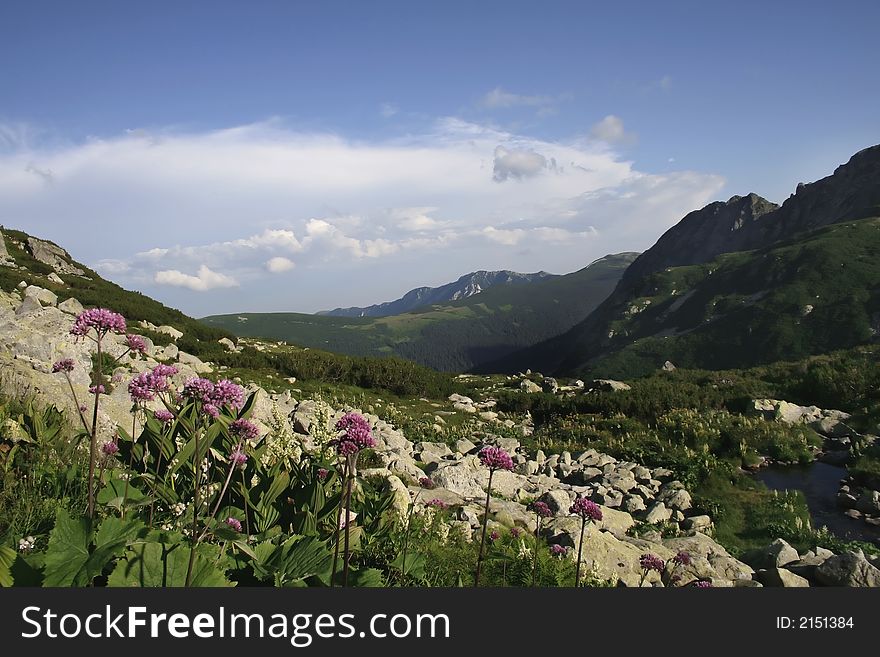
154, 265, 238, 291
0, 117, 724, 313
492, 146, 549, 181
266, 256, 295, 273
589, 115, 637, 145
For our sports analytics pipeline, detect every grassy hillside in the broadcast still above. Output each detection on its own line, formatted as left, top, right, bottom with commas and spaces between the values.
201, 252, 637, 372
494, 217, 880, 378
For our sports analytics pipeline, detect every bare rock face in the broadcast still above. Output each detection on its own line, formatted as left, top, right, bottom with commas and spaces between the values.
26, 237, 85, 276
0, 229, 12, 264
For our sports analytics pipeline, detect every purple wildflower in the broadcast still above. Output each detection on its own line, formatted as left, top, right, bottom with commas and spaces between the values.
89, 384, 106, 395
569, 497, 603, 522
693, 580, 713, 588
101, 441, 119, 456
70, 308, 126, 337
225, 517, 242, 532
673, 550, 691, 566
419, 476, 435, 489
640, 553, 665, 573
154, 409, 174, 424
125, 334, 147, 354
529, 500, 553, 518
550, 544, 568, 557
51, 358, 75, 373
183, 377, 215, 403
229, 449, 248, 468
202, 403, 220, 419
229, 418, 260, 442
210, 379, 245, 410
510, 527, 522, 538
426, 498, 449, 510
128, 372, 156, 402
151, 364, 179, 378
331, 411, 375, 455
489, 530, 500, 542
477, 446, 514, 472
317, 468, 329, 481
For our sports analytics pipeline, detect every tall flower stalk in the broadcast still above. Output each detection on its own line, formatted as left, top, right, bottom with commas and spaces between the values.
529, 500, 553, 586
328, 412, 375, 587
68, 308, 127, 519
569, 497, 602, 587
474, 445, 514, 587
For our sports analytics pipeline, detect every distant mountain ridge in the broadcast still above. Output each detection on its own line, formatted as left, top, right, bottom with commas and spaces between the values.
485, 144, 880, 377
319, 269, 557, 317
202, 254, 637, 371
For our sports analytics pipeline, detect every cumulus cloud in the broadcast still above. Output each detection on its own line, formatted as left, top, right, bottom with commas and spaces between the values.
266, 256, 295, 273
492, 146, 549, 181
0, 117, 724, 313
589, 115, 637, 144
154, 265, 238, 291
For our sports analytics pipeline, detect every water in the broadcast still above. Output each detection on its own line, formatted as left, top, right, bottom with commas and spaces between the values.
755, 461, 880, 545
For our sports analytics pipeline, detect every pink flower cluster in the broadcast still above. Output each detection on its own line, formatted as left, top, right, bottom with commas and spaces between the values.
673, 550, 691, 566
128, 364, 179, 403
332, 412, 375, 456
51, 358, 75, 373
529, 500, 553, 518
154, 409, 175, 424
425, 498, 449, 509
419, 477, 435, 489
89, 384, 106, 395
101, 441, 119, 456
550, 544, 568, 557
182, 377, 246, 412
229, 449, 248, 467
477, 446, 514, 472
569, 497, 603, 522
70, 308, 126, 337
317, 468, 329, 481
639, 553, 665, 573
489, 530, 500, 542
225, 517, 242, 532
230, 418, 260, 442
693, 580, 713, 588
125, 334, 148, 354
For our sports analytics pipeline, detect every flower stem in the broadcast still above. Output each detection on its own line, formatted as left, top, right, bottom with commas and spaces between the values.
121, 411, 137, 518
474, 468, 494, 587
87, 336, 103, 519
184, 425, 201, 587
531, 515, 541, 587
575, 518, 586, 587
200, 442, 242, 540
330, 460, 347, 587
342, 453, 355, 587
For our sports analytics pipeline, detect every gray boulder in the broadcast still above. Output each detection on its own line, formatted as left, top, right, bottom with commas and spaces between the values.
815, 550, 880, 587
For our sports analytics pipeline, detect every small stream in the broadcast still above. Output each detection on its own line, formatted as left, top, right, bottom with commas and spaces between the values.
755, 461, 880, 545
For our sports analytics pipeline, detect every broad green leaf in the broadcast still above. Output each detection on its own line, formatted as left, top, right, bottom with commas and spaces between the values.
43, 510, 144, 587
108, 540, 233, 587
391, 551, 426, 580
0, 545, 15, 587
97, 479, 149, 510
42, 508, 91, 587
349, 567, 384, 587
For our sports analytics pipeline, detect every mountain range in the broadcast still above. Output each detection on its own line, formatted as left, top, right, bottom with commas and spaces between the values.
486, 144, 880, 377
319, 270, 556, 317
201, 254, 637, 372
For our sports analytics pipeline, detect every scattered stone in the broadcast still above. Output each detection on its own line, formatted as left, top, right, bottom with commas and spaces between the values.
592, 379, 632, 392
57, 297, 84, 315
47, 272, 65, 285
757, 568, 810, 587
520, 379, 542, 394
815, 551, 880, 587
24, 285, 57, 307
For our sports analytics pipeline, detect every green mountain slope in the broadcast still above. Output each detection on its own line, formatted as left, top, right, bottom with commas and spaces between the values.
488, 144, 880, 378
201, 252, 638, 371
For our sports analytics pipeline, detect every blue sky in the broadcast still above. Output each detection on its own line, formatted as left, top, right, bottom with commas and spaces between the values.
1, 1, 878, 315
